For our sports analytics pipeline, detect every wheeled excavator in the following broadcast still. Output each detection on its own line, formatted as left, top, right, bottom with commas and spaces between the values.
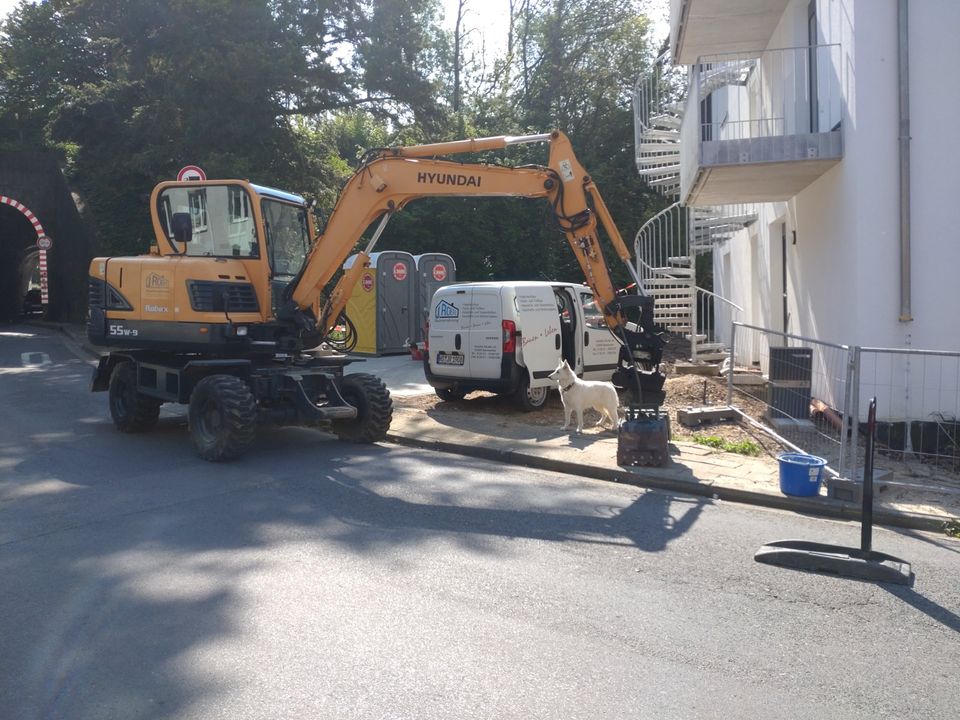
88, 130, 667, 461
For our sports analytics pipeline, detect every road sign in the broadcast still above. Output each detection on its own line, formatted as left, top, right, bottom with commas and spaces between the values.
36, 235, 52, 251
177, 165, 207, 182
39, 249, 48, 304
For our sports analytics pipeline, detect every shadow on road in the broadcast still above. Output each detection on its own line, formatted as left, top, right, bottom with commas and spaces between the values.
882, 585, 960, 635
1, 328, 713, 719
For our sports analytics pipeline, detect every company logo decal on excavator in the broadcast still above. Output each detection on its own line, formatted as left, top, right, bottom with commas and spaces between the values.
145, 272, 170, 290
435, 300, 460, 319
416, 171, 481, 188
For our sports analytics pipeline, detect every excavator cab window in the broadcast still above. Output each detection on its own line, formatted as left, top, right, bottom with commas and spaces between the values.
157, 184, 259, 258
262, 200, 310, 278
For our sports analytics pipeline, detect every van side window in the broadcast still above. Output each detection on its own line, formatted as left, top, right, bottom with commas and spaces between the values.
580, 293, 605, 328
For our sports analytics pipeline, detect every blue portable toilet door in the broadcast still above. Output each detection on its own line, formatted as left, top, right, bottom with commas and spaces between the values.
376, 252, 416, 354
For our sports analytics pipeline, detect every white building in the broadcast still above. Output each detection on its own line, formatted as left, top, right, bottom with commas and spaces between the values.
674, 0, 960, 350
637, 0, 960, 431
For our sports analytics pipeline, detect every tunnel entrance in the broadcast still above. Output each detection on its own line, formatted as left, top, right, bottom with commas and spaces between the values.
0, 202, 44, 321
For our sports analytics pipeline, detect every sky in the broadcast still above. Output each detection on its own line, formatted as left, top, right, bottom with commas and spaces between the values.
438, 0, 669, 60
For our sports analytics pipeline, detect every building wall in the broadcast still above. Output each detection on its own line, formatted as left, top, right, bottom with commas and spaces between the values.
713, 0, 960, 348
704, 0, 960, 419
906, 0, 960, 351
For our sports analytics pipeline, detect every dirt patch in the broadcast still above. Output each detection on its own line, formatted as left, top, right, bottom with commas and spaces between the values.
392, 371, 788, 461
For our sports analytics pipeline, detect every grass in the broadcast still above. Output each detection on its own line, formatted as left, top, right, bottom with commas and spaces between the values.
944, 518, 960, 539
692, 435, 762, 457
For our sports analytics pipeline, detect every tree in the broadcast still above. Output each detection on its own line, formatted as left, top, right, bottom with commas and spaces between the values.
0, 0, 449, 253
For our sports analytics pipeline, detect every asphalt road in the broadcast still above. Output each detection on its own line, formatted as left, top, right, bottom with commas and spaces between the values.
1, 324, 959, 720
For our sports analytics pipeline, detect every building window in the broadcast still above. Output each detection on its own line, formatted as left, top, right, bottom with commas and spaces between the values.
188, 190, 208, 231
229, 187, 250, 223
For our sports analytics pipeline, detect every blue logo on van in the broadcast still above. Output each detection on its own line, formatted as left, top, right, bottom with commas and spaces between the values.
435, 300, 460, 319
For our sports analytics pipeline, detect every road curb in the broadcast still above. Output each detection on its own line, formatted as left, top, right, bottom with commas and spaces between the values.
387, 432, 948, 533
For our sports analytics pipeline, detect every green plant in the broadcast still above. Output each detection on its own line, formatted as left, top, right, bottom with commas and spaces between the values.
944, 518, 960, 539
692, 435, 761, 457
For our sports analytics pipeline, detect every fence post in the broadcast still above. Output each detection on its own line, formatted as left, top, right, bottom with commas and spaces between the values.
848, 346, 862, 481
691, 289, 699, 363
727, 322, 736, 406
839, 345, 855, 479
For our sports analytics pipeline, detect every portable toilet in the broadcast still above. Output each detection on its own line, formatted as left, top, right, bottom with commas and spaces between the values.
343, 251, 417, 355
413, 253, 456, 343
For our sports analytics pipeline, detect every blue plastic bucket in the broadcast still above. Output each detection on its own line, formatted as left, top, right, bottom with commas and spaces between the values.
777, 453, 828, 497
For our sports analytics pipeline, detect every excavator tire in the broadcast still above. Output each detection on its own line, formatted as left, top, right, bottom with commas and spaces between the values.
333, 373, 392, 443
108, 361, 161, 433
188, 374, 257, 461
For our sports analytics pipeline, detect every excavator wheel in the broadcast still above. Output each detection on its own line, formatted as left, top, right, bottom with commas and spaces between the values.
188, 374, 257, 461
108, 361, 161, 433
332, 373, 393, 443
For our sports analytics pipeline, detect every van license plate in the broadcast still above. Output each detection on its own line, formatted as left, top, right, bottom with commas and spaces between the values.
437, 353, 464, 366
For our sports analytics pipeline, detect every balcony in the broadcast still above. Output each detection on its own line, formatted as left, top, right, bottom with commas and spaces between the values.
679, 44, 843, 207
670, 0, 792, 65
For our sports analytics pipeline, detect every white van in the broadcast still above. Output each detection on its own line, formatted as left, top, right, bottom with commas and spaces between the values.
423, 281, 622, 409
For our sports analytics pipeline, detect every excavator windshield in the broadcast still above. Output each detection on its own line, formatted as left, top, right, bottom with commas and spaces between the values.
262, 199, 310, 278
157, 184, 260, 258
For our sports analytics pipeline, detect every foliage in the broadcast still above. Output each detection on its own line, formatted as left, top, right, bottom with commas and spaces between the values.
692, 435, 762, 456
944, 518, 960, 540
0, 0, 663, 280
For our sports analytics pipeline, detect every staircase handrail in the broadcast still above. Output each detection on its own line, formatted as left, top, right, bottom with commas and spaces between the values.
695, 286, 744, 313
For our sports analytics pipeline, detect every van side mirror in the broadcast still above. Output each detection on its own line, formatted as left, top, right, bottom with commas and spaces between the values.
171, 212, 193, 243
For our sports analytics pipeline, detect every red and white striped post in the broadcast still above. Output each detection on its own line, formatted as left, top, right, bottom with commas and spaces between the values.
0, 195, 51, 305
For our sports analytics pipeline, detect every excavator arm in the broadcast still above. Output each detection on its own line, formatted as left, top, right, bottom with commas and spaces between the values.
287, 130, 665, 407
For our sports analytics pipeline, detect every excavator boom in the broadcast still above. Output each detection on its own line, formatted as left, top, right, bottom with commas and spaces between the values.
291, 131, 644, 345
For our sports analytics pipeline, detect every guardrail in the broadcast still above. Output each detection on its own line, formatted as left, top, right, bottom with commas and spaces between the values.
727, 323, 960, 488
694, 44, 842, 141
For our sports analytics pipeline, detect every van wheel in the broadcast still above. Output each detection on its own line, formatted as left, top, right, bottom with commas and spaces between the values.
436, 387, 466, 402
515, 374, 548, 411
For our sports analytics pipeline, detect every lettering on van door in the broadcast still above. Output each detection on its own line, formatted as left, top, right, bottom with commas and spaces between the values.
515, 294, 555, 313
470, 342, 500, 360
462, 301, 497, 328
521, 323, 559, 348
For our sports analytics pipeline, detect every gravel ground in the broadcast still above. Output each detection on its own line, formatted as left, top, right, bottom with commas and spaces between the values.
393, 372, 788, 461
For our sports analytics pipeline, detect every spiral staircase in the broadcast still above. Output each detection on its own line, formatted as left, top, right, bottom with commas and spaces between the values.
632, 53, 753, 362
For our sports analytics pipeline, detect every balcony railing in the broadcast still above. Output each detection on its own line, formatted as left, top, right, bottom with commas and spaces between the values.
695, 44, 842, 140
680, 43, 844, 205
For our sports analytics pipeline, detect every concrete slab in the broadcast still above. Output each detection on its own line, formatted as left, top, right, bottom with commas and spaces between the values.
346, 353, 434, 397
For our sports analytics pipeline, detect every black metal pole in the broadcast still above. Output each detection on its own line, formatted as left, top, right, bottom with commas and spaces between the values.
861, 397, 877, 553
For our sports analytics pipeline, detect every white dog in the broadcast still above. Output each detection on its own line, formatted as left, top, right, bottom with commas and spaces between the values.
548, 359, 620, 433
